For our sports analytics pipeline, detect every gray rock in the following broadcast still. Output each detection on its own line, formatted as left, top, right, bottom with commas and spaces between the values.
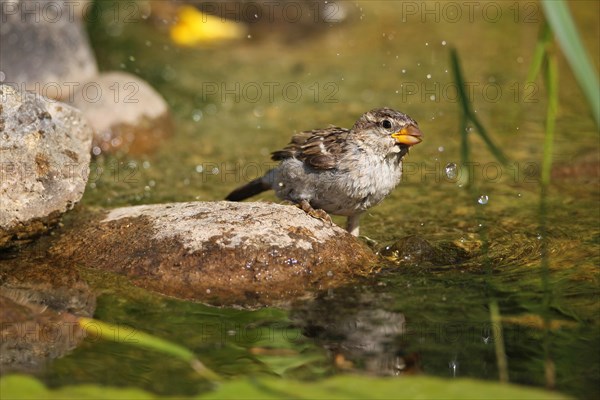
0, 0, 98, 100
51, 201, 376, 307
0, 84, 93, 248
70, 72, 173, 155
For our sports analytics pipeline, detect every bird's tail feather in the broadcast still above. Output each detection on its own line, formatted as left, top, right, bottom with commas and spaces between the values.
225, 177, 270, 201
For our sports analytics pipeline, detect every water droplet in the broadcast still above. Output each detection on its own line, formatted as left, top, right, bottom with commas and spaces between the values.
211, 167, 219, 175
142, 161, 151, 169
148, 180, 156, 187
445, 162, 458, 180
326, 271, 333, 277
145, 40, 152, 47
129, 55, 136, 62
442, 40, 447, 46
449, 360, 459, 377
426, 74, 432, 79
401, 69, 406, 73
478, 195, 489, 205
92, 146, 102, 156
192, 109, 203, 122
206, 289, 211, 294
438, 146, 444, 152
253, 107, 264, 118
195, 165, 204, 173
429, 94, 435, 101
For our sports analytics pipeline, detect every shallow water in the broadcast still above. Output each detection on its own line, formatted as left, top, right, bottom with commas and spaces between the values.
41, 1, 599, 398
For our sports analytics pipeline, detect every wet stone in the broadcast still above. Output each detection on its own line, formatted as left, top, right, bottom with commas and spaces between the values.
70, 72, 173, 155
0, 84, 93, 249
50, 201, 376, 307
379, 236, 473, 267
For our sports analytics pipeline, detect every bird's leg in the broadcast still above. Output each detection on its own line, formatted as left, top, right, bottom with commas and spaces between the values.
295, 199, 333, 225
346, 214, 361, 237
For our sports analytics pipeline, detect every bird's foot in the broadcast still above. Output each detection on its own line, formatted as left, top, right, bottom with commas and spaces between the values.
295, 200, 333, 225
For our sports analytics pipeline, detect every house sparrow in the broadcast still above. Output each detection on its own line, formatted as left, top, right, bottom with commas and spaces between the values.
225, 107, 423, 236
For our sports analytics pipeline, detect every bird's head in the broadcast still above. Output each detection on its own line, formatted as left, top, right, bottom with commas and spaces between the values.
352, 107, 423, 151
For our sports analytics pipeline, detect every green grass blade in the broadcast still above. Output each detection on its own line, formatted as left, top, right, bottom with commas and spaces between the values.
459, 116, 470, 187
469, 113, 509, 165
526, 23, 551, 84
78, 317, 221, 382
541, 0, 600, 126
541, 55, 559, 187
450, 48, 475, 117
450, 48, 509, 166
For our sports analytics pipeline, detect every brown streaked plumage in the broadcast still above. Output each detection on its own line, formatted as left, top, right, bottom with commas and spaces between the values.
226, 107, 423, 236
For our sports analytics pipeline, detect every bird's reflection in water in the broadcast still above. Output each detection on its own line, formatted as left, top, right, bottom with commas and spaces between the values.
291, 287, 420, 376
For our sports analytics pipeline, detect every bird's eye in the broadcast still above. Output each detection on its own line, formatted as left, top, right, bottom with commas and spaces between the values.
381, 119, 393, 130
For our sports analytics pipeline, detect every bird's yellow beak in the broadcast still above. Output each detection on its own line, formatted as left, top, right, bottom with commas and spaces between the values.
391, 125, 423, 146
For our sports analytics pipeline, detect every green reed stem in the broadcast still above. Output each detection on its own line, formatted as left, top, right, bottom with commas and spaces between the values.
490, 301, 509, 383
450, 48, 509, 382
538, 48, 558, 390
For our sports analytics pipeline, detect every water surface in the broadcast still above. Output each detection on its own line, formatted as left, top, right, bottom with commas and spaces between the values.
43, 1, 599, 398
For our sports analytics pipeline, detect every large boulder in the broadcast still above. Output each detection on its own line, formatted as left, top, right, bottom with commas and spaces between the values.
70, 72, 174, 155
51, 201, 376, 307
0, 84, 93, 248
0, 0, 98, 100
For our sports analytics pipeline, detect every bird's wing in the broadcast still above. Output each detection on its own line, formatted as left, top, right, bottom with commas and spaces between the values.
271, 126, 351, 170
